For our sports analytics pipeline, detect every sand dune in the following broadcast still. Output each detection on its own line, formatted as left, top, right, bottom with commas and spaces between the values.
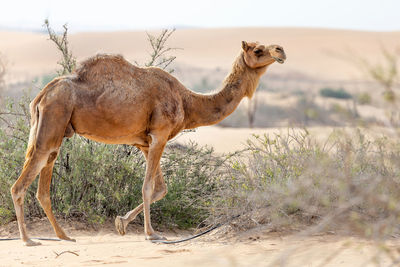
1, 27, 399, 84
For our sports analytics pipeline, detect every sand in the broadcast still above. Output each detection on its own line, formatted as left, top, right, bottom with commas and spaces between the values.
172, 126, 397, 154
1, 219, 398, 267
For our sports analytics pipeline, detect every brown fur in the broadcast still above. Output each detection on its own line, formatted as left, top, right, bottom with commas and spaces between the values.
10, 41, 286, 245
75, 54, 137, 83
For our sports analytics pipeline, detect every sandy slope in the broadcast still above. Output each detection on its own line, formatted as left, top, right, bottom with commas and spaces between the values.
1, 27, 399, 83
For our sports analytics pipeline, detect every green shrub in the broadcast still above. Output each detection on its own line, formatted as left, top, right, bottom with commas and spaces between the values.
357, 92, 372, 105
320, 87, 352, 99
153, 143, 225, 228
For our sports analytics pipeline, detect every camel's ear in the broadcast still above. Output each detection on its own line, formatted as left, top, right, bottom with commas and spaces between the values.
242, 41, 249, 51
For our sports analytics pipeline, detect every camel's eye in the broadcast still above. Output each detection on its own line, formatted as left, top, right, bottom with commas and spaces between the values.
254, 49, 263, 56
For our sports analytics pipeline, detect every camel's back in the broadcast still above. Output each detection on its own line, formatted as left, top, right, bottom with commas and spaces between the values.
73, 54, 184, 93
74, 54, 138, 84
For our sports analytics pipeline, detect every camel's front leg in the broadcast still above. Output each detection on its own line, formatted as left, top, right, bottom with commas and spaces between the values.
115, 164, 166, 236
142, 134, 167, 240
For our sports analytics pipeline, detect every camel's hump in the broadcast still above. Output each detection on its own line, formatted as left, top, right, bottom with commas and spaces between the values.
75, 54, 137, 82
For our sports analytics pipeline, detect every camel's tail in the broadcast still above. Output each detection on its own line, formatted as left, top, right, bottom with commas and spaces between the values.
24, 79, 60, 161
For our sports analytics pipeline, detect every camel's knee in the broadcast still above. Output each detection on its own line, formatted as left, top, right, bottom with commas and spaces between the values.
10, 185, 25, 206
159, 187, 167, 199
10, 184, 18, 196
159, 183, 167, 198
36, 184, 50, 205
153, 184, 167, 202
36, 192, 50, 207
142, 182, 153, 201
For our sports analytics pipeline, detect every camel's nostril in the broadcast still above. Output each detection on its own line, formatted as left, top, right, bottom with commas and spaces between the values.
275, 47, 283, 52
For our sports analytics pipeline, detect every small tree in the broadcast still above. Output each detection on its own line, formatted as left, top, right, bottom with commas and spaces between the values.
358, 47, 399, 103
144, 29, 179, 73
43, 19, 76, 75
357, 47, 400, 125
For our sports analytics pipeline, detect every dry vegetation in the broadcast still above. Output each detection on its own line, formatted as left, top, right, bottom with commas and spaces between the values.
209, 130, 400, 239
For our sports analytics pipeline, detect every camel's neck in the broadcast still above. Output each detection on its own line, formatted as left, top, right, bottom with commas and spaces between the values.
183, 53, 267, 129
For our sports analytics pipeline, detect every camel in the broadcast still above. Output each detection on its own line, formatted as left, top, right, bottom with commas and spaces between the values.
10, 41, 286, 246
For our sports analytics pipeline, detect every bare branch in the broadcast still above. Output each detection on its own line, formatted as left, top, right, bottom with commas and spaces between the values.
43, 19, 76, 75
0, 112, 25, 116
144, 29, 181, 73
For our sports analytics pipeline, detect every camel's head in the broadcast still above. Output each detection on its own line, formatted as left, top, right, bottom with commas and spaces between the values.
241, 41, 286, 68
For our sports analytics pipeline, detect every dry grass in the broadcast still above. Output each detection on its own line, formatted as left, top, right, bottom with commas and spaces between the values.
208, 129, 400, 243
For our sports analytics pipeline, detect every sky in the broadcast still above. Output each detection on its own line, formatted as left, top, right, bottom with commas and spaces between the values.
0, 0, 399, 32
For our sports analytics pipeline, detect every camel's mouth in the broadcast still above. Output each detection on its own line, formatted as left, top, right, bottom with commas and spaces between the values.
273, 57, 285, 64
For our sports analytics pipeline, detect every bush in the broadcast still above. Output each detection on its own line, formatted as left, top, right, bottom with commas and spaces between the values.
320, 87, 352, 99
209, 130, 400, 239
153, 143, 225, 228
357, 92, 372, 105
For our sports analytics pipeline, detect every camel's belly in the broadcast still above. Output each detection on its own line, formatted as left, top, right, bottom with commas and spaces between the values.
78, 131, 149, 146
71, 110, 150, 146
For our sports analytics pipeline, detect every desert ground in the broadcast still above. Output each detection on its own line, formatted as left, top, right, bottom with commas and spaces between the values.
1, 219, 399, 267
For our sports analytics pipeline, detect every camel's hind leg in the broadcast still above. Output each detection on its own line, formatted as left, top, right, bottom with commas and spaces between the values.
11, 104, 72, 246
36, 151, 75, 242
11, 149, 50, 246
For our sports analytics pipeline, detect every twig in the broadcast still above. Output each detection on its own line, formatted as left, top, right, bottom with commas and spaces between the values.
53, 250, 79, 258
43, 19, 76, 75
144, 29, 180, 72
0, 112, 25, 116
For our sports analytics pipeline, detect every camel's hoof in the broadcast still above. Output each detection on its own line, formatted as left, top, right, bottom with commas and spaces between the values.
115, 216, 126, 236
146, 233, 167, 241
24, 239, 41, 246
62, 237, 76, 242
56, 234, 76, 242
